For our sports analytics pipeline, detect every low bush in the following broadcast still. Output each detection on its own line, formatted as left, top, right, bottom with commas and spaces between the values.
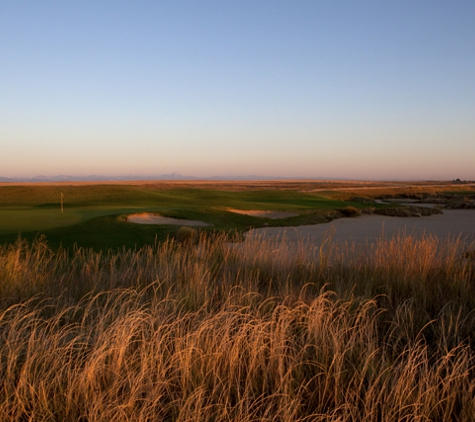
340, 205, 360, 217
176, 226, 199, 245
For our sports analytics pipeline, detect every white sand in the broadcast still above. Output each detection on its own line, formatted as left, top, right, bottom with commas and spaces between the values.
228, 209, 298, 219
247, 210, 475, 246
126, 213, 212, 226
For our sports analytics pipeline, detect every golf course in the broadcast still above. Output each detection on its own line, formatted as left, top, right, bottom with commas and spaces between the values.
3, 1, 475, 419
2, 180, 473, 251
2, 180, 475, 421
0, 181, 383, 250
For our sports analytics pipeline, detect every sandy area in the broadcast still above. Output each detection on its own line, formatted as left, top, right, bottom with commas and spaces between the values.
247, 210, 475, 246
228, 209, 298, 219
126, 213, 212, 226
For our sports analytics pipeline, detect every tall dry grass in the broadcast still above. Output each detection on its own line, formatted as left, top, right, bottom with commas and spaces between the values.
0, 232, 474, 421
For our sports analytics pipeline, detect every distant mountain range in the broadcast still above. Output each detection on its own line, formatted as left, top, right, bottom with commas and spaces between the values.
0, 173, 325, 183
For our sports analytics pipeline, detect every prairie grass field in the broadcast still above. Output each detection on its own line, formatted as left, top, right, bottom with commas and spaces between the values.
1, 231, 475, 421
1, 180, 475, 420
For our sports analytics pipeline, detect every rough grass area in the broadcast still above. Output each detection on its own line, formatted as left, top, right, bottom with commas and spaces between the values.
1, 233, 475, 421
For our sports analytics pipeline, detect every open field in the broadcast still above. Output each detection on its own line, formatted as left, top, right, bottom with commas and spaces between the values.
1, 180, 474, 251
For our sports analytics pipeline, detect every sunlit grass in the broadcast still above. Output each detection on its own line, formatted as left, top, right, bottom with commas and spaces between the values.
0, 233, 474, 421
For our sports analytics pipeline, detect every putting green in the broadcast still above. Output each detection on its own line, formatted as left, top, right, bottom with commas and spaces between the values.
0, 206, 160, 234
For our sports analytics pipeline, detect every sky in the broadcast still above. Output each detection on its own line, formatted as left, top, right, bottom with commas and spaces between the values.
1, 1, 474, 181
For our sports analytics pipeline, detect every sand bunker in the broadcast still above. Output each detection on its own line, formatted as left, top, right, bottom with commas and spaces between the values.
126, 213, 212, 226
228, 209, 298, 219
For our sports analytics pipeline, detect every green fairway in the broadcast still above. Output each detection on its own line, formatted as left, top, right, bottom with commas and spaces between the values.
0, 184, 382, 250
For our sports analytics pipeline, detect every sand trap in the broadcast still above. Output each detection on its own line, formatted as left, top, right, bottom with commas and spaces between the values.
247, 210, 475, 246
228, 209, 298, 219
126, 213, 212, 226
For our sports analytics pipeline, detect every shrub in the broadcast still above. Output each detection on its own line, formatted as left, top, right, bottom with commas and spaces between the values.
340, 205, 360, 217
176, 226, 198, 245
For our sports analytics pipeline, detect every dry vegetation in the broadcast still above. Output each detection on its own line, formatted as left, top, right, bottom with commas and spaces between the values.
1, 232, 475, 421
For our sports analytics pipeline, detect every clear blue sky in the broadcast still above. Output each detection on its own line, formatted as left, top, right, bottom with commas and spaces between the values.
1, 1, 474, 180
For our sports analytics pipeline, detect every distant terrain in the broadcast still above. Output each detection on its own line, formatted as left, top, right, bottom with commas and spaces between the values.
2, 174, 472, 183
0, 173, 333, 183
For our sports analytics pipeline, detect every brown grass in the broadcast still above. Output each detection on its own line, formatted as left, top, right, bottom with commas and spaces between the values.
2, 179, 474, 193
0, 233, 475, 421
